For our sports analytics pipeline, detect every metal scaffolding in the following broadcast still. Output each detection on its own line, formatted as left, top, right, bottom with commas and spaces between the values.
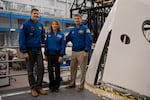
70, 0, 115, 42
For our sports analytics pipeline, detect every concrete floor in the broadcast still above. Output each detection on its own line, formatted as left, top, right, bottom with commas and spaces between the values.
0, 67, 147, 100
1, 87, 102, 100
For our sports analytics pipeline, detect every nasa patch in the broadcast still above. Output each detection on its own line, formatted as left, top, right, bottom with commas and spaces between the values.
57, 34, 62, 38
39, 26, 42, 30
86, 29, 90, 33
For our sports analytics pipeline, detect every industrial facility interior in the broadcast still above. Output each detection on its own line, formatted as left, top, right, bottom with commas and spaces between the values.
0, 0, 150, 100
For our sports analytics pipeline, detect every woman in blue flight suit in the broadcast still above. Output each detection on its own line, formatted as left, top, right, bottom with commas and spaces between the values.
44, 20, 65, 92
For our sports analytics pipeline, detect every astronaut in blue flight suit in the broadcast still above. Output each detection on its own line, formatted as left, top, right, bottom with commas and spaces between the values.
66, 14, 92, 92
44, 20, 65, 92
19, 8, 47, 97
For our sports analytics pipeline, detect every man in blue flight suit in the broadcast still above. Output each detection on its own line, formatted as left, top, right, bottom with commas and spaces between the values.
66, 14, 92, 92
19, 8, 47, 97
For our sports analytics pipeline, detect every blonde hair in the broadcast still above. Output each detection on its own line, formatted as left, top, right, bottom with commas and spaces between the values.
50, 20, 62, 32
74, 14, 82, 19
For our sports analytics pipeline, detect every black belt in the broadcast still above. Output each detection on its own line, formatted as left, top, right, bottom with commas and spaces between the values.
27, 47, 40, 52
72, 48, 84, 52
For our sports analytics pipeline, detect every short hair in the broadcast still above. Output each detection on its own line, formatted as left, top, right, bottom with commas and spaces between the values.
74, 14, 82, 19
31, 8, 39, 13
50, 20, 62, 32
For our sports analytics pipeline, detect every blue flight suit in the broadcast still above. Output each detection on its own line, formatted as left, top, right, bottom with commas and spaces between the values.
45, 32, 65, 56
19, 19, 45, 53
19, 19, 45, 90
45, 32, 65, 91
66, 25, 92, 52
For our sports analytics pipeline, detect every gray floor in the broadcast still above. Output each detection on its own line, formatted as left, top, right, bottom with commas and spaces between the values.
0, 66, 103, 100
1, 88, 102, 100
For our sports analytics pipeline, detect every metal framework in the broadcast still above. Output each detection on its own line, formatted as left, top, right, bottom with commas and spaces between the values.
70, 0, 115, 42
